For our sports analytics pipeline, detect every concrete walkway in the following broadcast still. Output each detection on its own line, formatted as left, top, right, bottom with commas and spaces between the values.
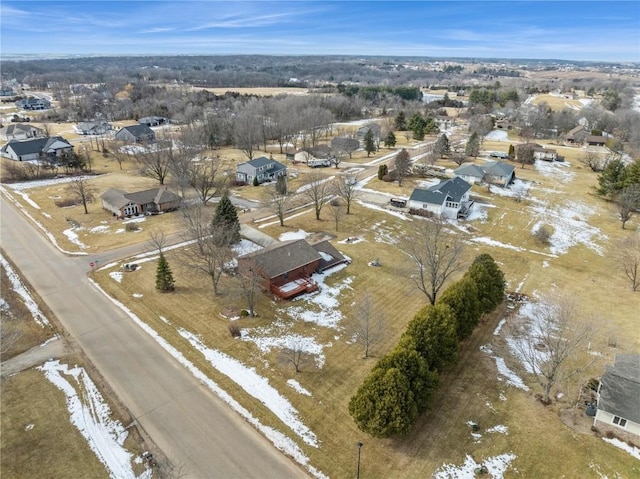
240, 224, 279, 248
1, 336, 68, 378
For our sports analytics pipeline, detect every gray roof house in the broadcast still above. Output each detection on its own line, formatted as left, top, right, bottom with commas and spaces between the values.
138, 116, 169, 127
0, 136, 73, 162
454, 161, 515, 187
75, 121, 112, 135
236, 156, 287, 185
586, 135, 607, 147
453, 164, 486, 184
0, 123, 45, 141
114, 124, 155, 143
484, 161, 516, 186
594, 354, 640, 439
564, 125, 588, 145
15, 97, 51, 110
101, 187, 181, 219
408, 176, 473, 219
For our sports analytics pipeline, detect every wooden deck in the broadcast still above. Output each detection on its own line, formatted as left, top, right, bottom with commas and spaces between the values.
271, 277, 319, 299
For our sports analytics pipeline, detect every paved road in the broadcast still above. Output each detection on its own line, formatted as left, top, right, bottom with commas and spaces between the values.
0, 195, 306, 479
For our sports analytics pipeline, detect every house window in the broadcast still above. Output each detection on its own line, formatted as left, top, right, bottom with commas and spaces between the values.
612, 416, 627, 427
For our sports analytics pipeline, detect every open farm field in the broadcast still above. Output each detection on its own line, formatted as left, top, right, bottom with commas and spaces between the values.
531, 93, 589, 111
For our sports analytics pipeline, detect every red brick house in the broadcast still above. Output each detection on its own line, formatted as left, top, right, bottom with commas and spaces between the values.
237, 239, 348, 299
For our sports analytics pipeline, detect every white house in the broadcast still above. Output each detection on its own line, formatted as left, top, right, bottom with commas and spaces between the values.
0, 123, 44, 141
75, 121, 112, 135
408, 176, 473, 219
236, 156, 287, 185
594, 354, 640, 440
0, 136, 73, 162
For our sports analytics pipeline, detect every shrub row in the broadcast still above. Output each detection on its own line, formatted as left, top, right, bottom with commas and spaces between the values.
348, 254, 505, 438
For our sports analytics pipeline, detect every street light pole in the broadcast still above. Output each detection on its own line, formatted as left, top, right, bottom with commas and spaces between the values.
356, 441, 363, 479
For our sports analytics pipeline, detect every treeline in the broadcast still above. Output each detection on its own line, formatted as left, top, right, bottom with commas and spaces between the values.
338, 85, 422, 101
348, 254, 505, 438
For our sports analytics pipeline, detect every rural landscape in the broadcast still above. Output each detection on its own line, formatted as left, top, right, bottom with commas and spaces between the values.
1, 3, 640, 479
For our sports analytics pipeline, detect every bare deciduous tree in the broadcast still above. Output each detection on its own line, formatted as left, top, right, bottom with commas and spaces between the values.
281, 336, 310, 373
148, 227, 168, 253
1, 319, 22, 356
615, 184, 640, 229
506, 296, 596, 404
348, 293, 385, 358
234, 266, 262, 317
328, 198, 345, 231
332, 175, 360, 214
179, 205, 233, 296
619, 233, 640, 291
580, 150, 607, 172
262, 184, 292, 226
134, 138, 172, 185
67, 177, 97, 214
301, 171, 332, 220
394, 148, 411, 186
189, 157, 226, 205
233, 98, 263, 160
401, 218, 464, 305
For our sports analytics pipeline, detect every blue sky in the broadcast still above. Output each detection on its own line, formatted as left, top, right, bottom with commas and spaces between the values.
1, 1, 639, 62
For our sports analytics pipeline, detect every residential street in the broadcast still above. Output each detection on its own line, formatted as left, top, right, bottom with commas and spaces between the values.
0, 195, 307, 478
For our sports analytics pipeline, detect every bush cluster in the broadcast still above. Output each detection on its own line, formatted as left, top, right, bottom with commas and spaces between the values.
348, 254, 505, 438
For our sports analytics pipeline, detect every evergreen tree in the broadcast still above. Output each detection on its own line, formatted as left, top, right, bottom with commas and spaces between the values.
508, 144, 515, 160
252, 176, 259, 186
348, 366, 417, 438
394, 111, 407, 130
465, 132, 480, 158
364, 129, 376, 157
467, 254, 505, 315
384, 131, 397, 148
155, 252, 175, 292
434, 134, 450, 158
622, 159, 640, 188
408, 113, 426, 140
212, 193, 241, 245
401, 304, 458, 372
597, 158, 627, 198
374, 347, 438, 413
438, 276, 481, 340
378, 164, 388, 180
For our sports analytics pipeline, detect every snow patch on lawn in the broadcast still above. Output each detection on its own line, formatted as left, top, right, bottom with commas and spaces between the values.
434, 452, 517, 478
530, 199, 607, 256
504, 299, 551, 374
285, 265, 352, 329
109, 272, 123, 283
38, 360, 150, 479
242, 331, 326, 368
534, 159, 575, 182
178, 328, 319, 448
602, 437, 640, 461
485, 130, 509, 141
287, 379, 312, 397
356, 200, 409, 220
0, 253, 50, 326
480, 344, 529, 391
63, 227, 88, 249
13, 190, 40, 209
90, 225, 110, 234
487, 425, 509, 435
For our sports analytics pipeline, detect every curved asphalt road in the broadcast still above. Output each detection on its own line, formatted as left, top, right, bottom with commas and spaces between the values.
0, 195, 306, 478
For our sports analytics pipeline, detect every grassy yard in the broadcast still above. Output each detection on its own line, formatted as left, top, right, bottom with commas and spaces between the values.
3, 129, 639, 477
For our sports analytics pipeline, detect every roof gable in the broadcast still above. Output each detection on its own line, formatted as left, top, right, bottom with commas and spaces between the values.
484, 161, 515, 177
427, 177, 471, 202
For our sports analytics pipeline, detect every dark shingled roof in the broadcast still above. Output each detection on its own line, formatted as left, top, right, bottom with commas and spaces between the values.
410, 176, 471, 206
119, 124, 154, 137
239, 239, 321, 279
312, 240, 348, 272
598, 354, 640, 425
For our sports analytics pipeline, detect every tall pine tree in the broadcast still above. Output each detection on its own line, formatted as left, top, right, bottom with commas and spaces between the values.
212, 193, 241, 245
155, 252, 175, 292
